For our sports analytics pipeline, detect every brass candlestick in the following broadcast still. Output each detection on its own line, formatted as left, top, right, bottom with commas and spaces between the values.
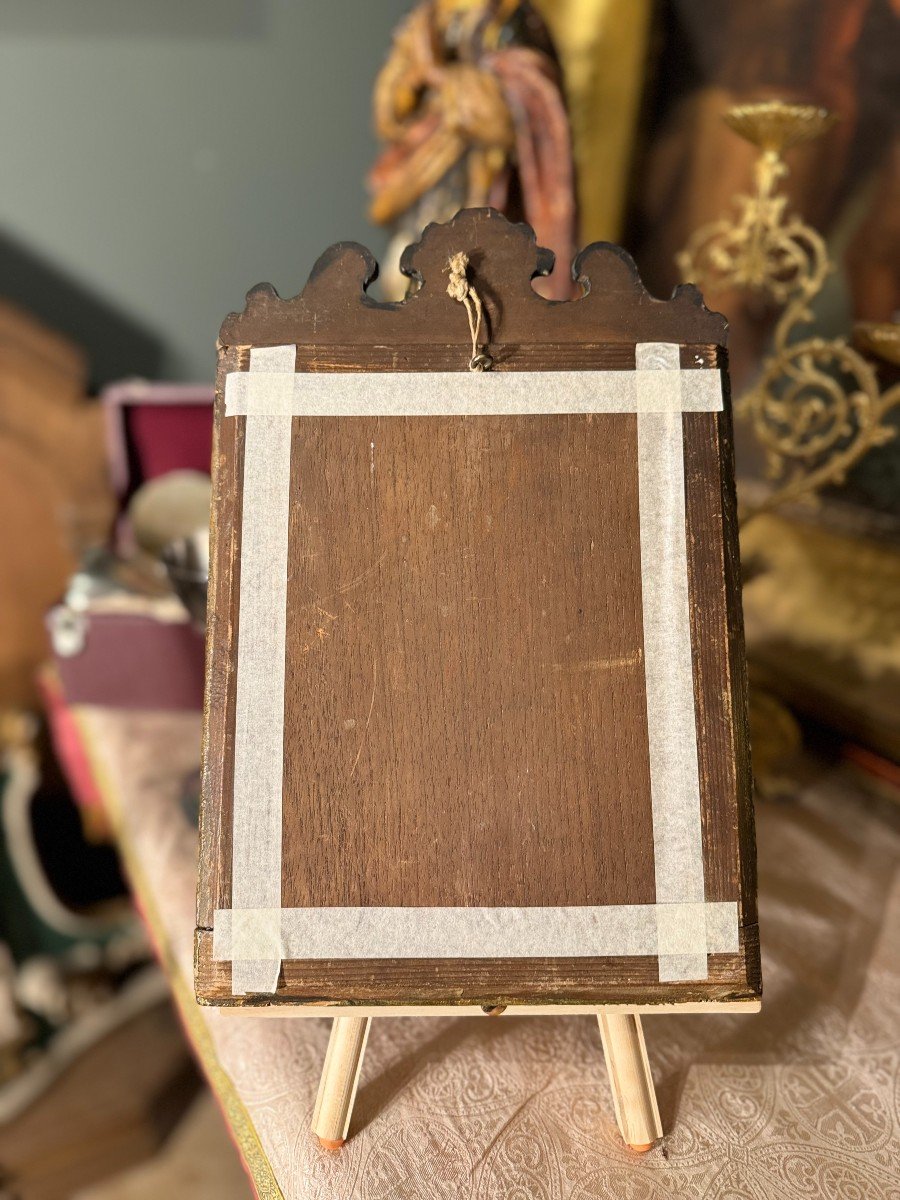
678, 100, 900, 523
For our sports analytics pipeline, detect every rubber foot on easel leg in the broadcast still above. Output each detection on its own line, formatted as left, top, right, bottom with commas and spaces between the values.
317, 1137, 345, 1151
628, 1142, 654, 1154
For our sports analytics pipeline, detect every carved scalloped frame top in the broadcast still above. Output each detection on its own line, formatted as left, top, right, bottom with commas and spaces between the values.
219, 208, 727, 349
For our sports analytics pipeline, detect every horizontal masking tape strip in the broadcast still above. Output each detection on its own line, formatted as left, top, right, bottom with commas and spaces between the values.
224, 367, 723, 418
212, 902, 740, 964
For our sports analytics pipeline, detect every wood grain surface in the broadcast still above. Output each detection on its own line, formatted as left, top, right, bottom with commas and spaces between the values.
197, 209, 758, 1008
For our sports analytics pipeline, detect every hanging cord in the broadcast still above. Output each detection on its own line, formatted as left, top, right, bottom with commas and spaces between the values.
446, 252, 493, 371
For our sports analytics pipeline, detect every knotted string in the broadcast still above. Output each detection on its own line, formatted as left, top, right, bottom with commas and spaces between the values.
446, 252, 492, 371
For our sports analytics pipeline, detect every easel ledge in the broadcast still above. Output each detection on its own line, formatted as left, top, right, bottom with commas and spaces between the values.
212, 999, 761, 1018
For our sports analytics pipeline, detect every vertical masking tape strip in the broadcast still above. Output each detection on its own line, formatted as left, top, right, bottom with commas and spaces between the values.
636, 342, 708, 981
228, 344, 296, 994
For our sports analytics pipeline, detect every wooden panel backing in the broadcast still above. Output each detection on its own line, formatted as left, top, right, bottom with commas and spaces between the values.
197, 209, 758, 1009
278, 410, 654, 911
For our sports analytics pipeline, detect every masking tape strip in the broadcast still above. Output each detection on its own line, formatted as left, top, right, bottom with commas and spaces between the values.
637, 342, 707, 981
224, 342, 729, 992
229, 345, 295, 995
224, 366, 723, 417
214, 902, 739, 962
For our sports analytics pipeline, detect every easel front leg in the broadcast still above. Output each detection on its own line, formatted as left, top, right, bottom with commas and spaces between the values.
597, 1013, 662, 1152
312, 1017, 371, 1150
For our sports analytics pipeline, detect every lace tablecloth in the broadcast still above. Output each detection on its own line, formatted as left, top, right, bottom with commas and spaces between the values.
77, 707, 900, 1199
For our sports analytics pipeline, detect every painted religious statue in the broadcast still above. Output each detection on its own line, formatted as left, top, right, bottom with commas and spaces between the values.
368, 0, 577, 299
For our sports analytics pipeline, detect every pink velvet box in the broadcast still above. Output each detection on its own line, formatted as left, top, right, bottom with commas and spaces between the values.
103, 378, 214, 498
49, 604, 208, 712
49, 381, 213, 712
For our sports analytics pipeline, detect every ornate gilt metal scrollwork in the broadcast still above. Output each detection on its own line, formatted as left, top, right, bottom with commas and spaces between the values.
678, 101, 900, 523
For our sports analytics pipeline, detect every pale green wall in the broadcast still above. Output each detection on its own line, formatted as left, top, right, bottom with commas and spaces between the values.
0, 0, 411, 382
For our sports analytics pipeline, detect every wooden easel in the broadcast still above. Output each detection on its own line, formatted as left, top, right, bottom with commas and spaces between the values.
197, 210, 760, 1156
312, 1013, 661, 1151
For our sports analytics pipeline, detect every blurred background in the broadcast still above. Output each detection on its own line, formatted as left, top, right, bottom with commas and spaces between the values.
0, 2, 897, 1197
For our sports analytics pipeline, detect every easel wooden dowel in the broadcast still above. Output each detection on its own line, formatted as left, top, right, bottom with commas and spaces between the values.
597, 1014, 662, 1151
312, 1017, 371, 1150
313, 1012, 662, 1153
